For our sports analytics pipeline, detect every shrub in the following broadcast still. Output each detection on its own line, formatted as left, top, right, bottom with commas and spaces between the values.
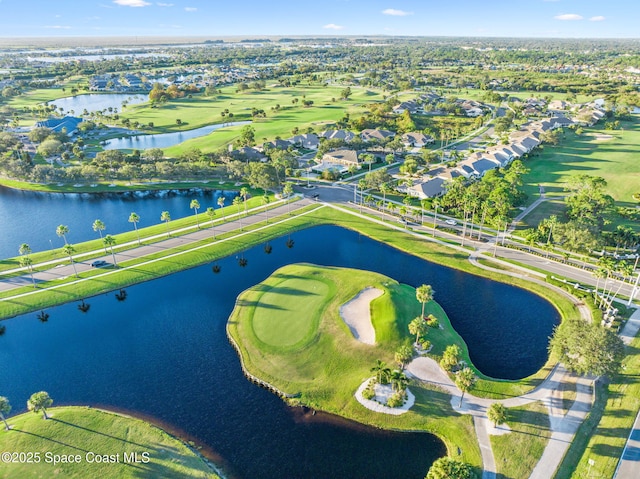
386, 391, 405, 408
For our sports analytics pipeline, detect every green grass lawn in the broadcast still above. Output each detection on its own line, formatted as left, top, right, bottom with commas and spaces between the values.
228, 263, 481, 469
0, 406, 219, 479
516, 199, 567, 230
490, 401, 552, 479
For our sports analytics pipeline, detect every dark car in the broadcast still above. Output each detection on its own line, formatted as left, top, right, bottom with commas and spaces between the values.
91, 260, 108, 268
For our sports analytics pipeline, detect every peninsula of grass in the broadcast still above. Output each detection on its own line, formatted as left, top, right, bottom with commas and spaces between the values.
0, 406, 220, 479
227, 263, 481, 468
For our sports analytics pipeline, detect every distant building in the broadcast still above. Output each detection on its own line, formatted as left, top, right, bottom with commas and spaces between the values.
34, 116, 83, 136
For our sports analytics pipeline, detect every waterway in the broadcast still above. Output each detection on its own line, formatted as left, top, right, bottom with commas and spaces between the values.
102, 121, 251, 150
0, 224, 560, 478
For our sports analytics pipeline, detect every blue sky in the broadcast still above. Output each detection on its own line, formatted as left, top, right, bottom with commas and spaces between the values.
0, 0, 636, 38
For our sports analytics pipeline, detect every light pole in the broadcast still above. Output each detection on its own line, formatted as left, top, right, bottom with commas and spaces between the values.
628, 271, 640, 306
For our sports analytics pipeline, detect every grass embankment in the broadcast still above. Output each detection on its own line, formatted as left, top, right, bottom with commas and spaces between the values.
227, 263, 480, 469
0, 406, 219, 479
490, 401, 552, 479
556, 329, 640, 479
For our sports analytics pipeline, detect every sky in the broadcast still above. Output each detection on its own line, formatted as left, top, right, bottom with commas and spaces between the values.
0, 0, 637, 39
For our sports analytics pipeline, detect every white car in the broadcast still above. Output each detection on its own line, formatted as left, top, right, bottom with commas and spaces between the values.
445, 219, 457, 226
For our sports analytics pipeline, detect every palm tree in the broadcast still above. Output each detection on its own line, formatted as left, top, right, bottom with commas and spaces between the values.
0, 396, 11, 431
610, 261, 634, 303
233, 196, 243, 230
487, 402, 507, 427
282, 182, 294, 215
205, 207, 216, 238
19, 243, 32, 257
545, 215, 559, 245
56, 224, 69, 245
217, 196, 226, 220
262, 194, 271, 223
455, 367, 477, 407
358, 179, 367, 212
128, 212, 141, 245
389, 370, 409, 393
416, 284, 434, 319
394, 344, 414, 370
92, 219, 106, 252
408, 316, 427, 345
19, 255, 36, 287
380, 183, 389, 205
160, 211, 171, 237
432, 199, 440, 237
190, 199, 201, 228
103, 235, 118, 267
27, 391, 53, 419
286, 237, 295, 249
370, 359, 391, 384
365, 194, 374, 207
240, 187, 249, 216
62, 244, 78, 278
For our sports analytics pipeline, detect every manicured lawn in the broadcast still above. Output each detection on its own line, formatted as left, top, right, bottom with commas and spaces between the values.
0, 406, 219, 479
490, 401, 552, 479
228, 263, 481, 469
516, 199, 567, 230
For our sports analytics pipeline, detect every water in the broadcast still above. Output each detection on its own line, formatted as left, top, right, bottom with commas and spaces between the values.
0, 186, 238, 257
48, 93, 148, 115
102, 121, 251, 150
0, 225, 560, 478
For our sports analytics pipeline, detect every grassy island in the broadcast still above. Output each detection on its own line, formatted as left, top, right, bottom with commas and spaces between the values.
0, 406, 220, 479
227, 263, 481, 468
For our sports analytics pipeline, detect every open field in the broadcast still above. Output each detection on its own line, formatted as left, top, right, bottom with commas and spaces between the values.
0, 406, 219, 479
228, 263, 481, 469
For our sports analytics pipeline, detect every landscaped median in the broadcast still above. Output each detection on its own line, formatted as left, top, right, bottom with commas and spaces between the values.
0, 406, 221, 478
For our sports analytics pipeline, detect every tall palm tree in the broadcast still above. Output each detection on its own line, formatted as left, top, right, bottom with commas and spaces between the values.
19, 243, 32, 257
358, 179, 367, 212
282, 182, 294, 215
56, 224, 69, 245
128, 212, 141, 245
27, 391, 53, 420
262, 194, 271, 223
389, 370, 409, 393
19, 255, 36, 287
416, 284, 434, 318
370, 359, 391, 384
103, 235, 118, 267
92, 219, 106, 252
160, 211, 171, 237
217, 196, 226, 220
233, 196, 243, 230
190, 199, 201, 229
206, 207, 216, 238
432, 199, 440, 237
0, 396, 11, 431
380, 183, 389, 205
455, 367, 477, 407
240, 187, 249, 216
62, 244, 78, 278
408, 316, 427, 345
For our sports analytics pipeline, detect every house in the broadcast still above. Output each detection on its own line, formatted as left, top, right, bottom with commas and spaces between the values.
549, 116, 573, 129
322, 149, 359, 166
430, 166, 462, 182
401, 132, 434, 147
393, 100, 420, 114
464, 107, 484, 117
34, 116, 83, 136
231, 147, 267, 162
456, 157, 499, 178
548, 100, 571, 111
287, 133, 319, 150
319, 129, 356, 142
262, 138, 291, 151
360, 129, 395, 142
406, 176, 447, 199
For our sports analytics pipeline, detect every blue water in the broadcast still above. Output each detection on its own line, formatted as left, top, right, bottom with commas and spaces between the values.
103, 121, 251, 150
48, 93, 148, 114
0, 225, 560, 478
0, 186, 237, 258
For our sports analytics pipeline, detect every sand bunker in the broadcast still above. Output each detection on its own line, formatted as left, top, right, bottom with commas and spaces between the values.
592, 133, 613, 141
339, 287, 383, 345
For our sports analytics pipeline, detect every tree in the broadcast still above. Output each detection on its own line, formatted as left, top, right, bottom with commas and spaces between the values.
240, 186, 249, 216
92, 219, 106, 252
233, 196, 243, 230
27, 391, 53, 419
190, 199, 201, 228
0, 396, 10, 430
56, 224, 69, 245
487, 402, 507, 427
426, 457, 474, 479
19, 255, 36, 287
103, 235, 118, 267
371, 359, 391, 384
416, 284, 434, 319
282, 182, 294, 215
341, 86, 352, 100
395, 344, 414, 370
238, 125, 256, 147
63, 244, 78, 278
408, 316, 428, 345
440, 344, 462, 372
389, 370, 409, 393
160, 211, 171, 237
128, 212, 141, 245
549, 319, 624, 377
455, 367, 477, 407
217, 196, 226, 220
262, 194, 271, 223
206, 207, 216, 238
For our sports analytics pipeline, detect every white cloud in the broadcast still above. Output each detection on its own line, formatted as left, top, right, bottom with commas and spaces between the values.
113, 0, 151, 7
382, 8, 413, 16
44, 25, 72, 29
323, 23, 344, 30
590, 15, 606, 21
184, 7, 197, 12
554, 13, 583, 21
157, 2, 173, 5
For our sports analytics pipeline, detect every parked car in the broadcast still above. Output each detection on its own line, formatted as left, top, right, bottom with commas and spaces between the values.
91, 260, 108, 268
445, 219, 457, 226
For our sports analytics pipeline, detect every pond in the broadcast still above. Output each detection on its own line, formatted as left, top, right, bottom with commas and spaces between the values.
0, 225, 560, 478
102, 121, 251, 150
48, 93, 148, 115
0, 186, 238, 258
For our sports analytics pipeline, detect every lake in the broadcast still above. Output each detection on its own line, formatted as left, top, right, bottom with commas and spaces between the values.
48, 93, 148, 115
0, 224, 560, 478
102, 121, 251, 150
